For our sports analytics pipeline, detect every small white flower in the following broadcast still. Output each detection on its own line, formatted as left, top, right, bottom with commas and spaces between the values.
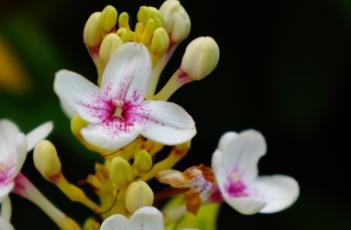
211, 130, 299, 215
100, 207, 164, 230
54, 42, 196, 151
0, 119, 53, 203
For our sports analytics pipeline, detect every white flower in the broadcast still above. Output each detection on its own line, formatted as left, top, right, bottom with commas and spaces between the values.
54, 42, 196, 151
211, 130, 299, 215
100, 207, 163, 230
0, 119, 53, 202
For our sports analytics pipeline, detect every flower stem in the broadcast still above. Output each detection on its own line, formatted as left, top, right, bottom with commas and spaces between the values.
13, 174, 81, 230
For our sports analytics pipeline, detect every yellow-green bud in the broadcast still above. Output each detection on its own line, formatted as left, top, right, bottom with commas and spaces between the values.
133, 150, 152, 176
181, 36, 220, 80
110, 157, 133, 189
98, 5, 118, 32
118, 12, 130, 30
99, 33, 123, 63
125, 181, 154, 213
83, 12, 102, 47
117, 28, 132, 42
33, 140, 62, 181
151, 27, 170, 55
159, 0, 191, 43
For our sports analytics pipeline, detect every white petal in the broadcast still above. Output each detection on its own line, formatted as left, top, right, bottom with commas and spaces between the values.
81, 123, 141, 151
14, 134, 27, 175
253, 175, 299, 214
0, 196, 12, 221
225, 196, 266, 215
129, 207, 164, 230
218, 132, 237, 152
59, 100, 76, 118
101, 42, 152, 101
0, 217, 14, 230
140, 101, 196, 145
0, 182, 14, 203
54, 70, 100, 122
0, 120, 20, 155
214, 130, 266, 183
26, 121, 53, 152
100, 214, 128, 230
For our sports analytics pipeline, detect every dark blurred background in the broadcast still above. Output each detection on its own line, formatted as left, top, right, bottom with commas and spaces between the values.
1, 0, 350, 229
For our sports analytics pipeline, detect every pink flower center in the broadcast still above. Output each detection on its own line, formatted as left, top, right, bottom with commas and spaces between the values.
224, 171, 248, 198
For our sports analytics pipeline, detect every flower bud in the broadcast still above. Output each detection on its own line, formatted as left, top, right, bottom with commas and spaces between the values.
83, 12, 102, 48
98, 5, 118, 32
125, 181, 154, 213
99, 33, 123, 63
151, 27, 170, 55
160, 0, 191, 43
181, 36, 219, 80
133, 150, 152, 176
33, 140, 62, 181
110, 157, 133, 189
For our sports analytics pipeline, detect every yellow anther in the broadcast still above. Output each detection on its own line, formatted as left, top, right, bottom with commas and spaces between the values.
133, 150, 152, 176
33, 140, 62, 181
181, 36, 220, 80
83, 12, 102, 47
151, 27, 170, 55
118, 12, 130, 30
134, 22, 144, 42
110, 156, 133, 189
137, 6, 149, 24
141, 19, 156, 44
98, 5, 118, 32
117, 28, 132, 42
99, 33, 123, 63
125, 181, 154, 214
148, 7, 164, 27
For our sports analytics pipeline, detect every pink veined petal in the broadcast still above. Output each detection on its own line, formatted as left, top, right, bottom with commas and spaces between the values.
224, 196, 266, 215
0, 196, 12, 222
0, 182, 14, 203
0, 217, 14, 230
217, 130, 266, 183
140, 101, 196, 145
100, 214, 128, 230
0, 120, 20, 155
54, 70, 100, 123
128, 207, 164, 230
101, 42, 152, 102
253, 175, 300, 214
26, 121, 53, 152
81, 123, 142, 151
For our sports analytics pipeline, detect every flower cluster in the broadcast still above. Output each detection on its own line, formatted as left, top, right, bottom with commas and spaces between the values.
0, 0, 299, 229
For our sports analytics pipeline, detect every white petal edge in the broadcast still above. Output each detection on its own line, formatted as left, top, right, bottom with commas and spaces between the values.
218, 131, 237, 152
54, 69, 100, 123
0, 119, 20, 155
220, 130, 266, 183
225, 196, 266, 215
0, 217, 14, 230
254, 175, 300, 214
81, 124, 141, 151
100, 214, 128, 230
101, 42, 152, 100
129, 207, 164, 230
26, 121, 53, 152
14, 134, 27, 176
141, 101, 196, 145
0, 196, 12, 221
